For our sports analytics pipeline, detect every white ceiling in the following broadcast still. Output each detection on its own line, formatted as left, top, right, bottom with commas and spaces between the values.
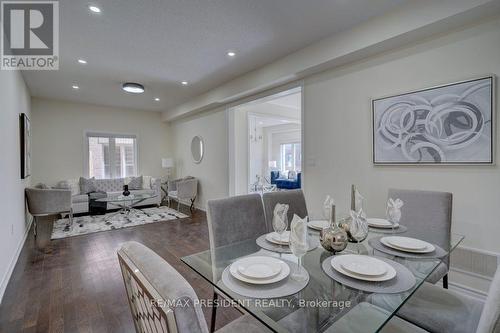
23, 0, 408, 112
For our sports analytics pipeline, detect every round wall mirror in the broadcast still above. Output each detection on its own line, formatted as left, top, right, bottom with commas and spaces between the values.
191, 136, 204, 164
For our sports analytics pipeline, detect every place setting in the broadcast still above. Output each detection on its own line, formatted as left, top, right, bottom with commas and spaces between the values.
368, 235, 448, 259
321, 253, 416, 293
367, 218, 408, 234
256, 203, 319, 253
221, 215, 310, 298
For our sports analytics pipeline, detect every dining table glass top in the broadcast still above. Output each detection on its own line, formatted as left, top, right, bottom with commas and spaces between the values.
181, 227, 464, 333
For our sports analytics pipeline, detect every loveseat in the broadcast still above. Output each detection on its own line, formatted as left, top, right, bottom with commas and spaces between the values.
54, 176, 161, 214
270, 171, 302, 190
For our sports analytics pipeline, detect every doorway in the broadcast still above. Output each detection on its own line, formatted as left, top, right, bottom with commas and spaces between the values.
228, 87, 302, 195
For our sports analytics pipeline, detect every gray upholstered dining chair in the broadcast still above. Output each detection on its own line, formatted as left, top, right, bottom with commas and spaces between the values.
207, 193, 268, 249
25, 187, 73, 236
117, 241, 269, 333
373, 265, 500, 333
206, 193, 268, 332
388, 188, 452, 288
262, 189, 308, 232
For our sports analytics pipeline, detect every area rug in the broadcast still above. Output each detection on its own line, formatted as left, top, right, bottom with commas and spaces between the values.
51, 206, 188, 240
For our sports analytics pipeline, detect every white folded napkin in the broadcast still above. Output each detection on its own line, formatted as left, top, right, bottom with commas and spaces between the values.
323, 195, 335, 220
354, 188, 364, 212
387, 198, 404, 223
272, 203, 289, 232
290, 214, 308, 248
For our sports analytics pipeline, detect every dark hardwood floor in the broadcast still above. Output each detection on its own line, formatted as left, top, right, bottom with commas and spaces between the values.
0, 206, 240, 333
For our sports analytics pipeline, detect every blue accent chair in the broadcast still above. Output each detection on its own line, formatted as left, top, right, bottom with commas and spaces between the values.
270, 171, 301, 190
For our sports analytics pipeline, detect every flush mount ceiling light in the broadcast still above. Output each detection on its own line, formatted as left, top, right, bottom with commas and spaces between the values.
122, 82, 145, 94
227, 51, 236, 57
88, 5, 101, 13
154, 97, 160, 101
78, 59, 87, 64
181, 81, 188, 86
72, 85, 79, 89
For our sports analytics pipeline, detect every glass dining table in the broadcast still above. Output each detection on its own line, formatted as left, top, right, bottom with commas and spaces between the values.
181, 226, 464, 333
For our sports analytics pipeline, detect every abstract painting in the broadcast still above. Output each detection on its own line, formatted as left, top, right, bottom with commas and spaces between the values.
372, 76, 494, 164
20, 113, 31, 179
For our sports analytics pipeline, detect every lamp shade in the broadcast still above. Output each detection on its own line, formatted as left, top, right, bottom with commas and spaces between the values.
162, 158, 174, 168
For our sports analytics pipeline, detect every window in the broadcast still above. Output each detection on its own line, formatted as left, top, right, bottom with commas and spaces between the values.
280, 143, 301, 172
87, 133, 137, 179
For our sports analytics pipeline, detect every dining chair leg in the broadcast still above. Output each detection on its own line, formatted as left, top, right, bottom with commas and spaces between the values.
33, 217, 37, 238
443, 274, 448, 289
210, 291, 218, 333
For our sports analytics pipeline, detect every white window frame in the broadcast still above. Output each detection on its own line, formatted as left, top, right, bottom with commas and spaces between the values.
84, 131, 138, 179
280, 142, 301, 172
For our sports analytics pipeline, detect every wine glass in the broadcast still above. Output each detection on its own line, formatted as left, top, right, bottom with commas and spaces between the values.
272, 204, 289, 250
349, 209, 369, 254
290, 215, 308, 281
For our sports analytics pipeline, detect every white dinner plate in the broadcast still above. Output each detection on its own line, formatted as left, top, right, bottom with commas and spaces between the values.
331, 255, 396, 282
338, 255, 387, 277
266, 231, 290, 245
367, 218, 399, 229
236, 256, 282, 279
230, 256, 290, 284
308, 220, 330, 230
381, 236, 435, 253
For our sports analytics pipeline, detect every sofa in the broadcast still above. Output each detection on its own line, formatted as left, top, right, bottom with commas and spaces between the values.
270, 171, 302, 190
54, 176, 161, 214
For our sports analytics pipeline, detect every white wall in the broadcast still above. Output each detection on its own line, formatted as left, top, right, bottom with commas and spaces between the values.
303, 18, 500, 252
170, 110, 229, 209
31, 98, 173, 185
0, 70, 31, 302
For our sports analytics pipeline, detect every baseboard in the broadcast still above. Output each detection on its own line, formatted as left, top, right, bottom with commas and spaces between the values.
0, 216, 33, 304
448, 280, 488, 301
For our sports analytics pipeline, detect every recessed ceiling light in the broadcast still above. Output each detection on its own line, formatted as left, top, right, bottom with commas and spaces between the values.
154, 97, 160, 101
227, 51, 236, 57
72, 85, 79, 90
181, 81, 188, 86
122, 82, 144, 94
78, 59, 87, 64
88, 5, 101, 13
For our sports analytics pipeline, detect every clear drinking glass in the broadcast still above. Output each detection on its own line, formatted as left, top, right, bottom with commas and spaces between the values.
290, 216, 308, 281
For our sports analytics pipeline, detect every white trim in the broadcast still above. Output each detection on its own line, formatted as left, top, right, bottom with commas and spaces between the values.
83, 130, 139, 178
448, 281, 488, 302
450, 267, 494, 282
0, 217, 33, 304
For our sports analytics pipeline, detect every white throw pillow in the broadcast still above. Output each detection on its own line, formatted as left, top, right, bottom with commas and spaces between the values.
143, 176, 152, 189
56, 179, 80, 196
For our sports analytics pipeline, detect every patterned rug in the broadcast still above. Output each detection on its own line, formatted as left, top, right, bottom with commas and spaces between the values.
51, 206, 188, 240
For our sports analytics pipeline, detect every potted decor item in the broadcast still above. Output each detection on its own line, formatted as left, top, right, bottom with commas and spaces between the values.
122, 184, 130, 196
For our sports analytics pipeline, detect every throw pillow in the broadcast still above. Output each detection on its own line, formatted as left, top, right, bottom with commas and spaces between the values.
55, 179, 80, 195
128, 176, 143, 190
288, 170, 297, 180
35, 183, 50, 189
142, 176, 152, 189
80, 177, 96, 194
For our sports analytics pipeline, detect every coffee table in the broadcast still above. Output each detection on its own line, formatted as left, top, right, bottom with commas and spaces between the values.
96, 194, 159, 221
